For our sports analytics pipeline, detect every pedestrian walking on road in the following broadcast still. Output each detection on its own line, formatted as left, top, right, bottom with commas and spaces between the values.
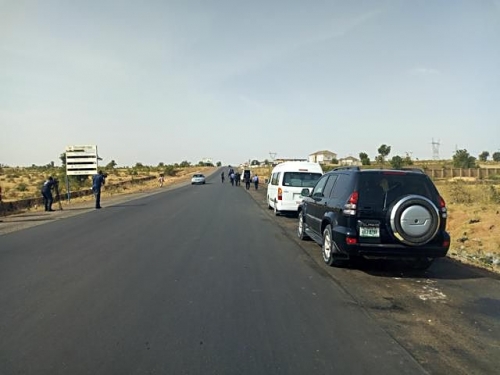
41, 176, 57, 211
252, 175, 259, 190
92, 170, 106, 209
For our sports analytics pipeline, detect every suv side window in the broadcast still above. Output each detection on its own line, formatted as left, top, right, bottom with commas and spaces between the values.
311, 175, 330, 198
329, 174, 351, 199
323, 175, 338, 198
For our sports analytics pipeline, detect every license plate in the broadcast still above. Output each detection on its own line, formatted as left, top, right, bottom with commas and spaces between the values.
359, 226, 380, 237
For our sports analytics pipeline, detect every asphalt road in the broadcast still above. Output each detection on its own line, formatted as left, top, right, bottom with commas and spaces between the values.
0, 171, 498, 374
0, 172, 425, 375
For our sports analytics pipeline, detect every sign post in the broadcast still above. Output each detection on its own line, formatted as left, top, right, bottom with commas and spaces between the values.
65, 145, 99, 203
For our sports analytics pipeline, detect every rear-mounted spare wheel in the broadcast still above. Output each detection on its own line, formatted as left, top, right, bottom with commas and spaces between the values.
389, 195, 440, 246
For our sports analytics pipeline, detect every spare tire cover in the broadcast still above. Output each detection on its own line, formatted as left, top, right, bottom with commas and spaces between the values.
389, 195, 440, 246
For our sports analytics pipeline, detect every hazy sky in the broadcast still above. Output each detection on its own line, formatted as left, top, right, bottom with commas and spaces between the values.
1, 0, 499, 167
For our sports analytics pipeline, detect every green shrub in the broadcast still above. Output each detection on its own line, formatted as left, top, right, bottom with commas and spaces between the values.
16, 183, 28, 192
448, 181, 472, 204
164, 165, 177, 176
490, 186, 500, 204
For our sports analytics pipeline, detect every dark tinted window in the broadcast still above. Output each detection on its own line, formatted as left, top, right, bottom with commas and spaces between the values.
311, 175, 330, 197
358, 172, 437, 208
329, 174, 353, 199
283, 172, 322, 187
323, 175, 338, 198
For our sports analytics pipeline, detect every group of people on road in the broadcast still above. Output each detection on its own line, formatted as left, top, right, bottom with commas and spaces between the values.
40, 167, 259, 213
221, 168, 259, 190
40, 170, 106, 212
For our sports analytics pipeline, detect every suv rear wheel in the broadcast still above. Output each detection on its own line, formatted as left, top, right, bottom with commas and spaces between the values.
322, 225, 348, 267
409, 257, 435, 270
297, 212, 309, 240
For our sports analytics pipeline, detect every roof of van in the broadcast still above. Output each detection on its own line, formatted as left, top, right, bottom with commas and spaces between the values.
271, 161, 323, 172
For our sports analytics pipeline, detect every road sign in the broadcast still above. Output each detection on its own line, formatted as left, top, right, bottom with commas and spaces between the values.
65, 145, 99, 176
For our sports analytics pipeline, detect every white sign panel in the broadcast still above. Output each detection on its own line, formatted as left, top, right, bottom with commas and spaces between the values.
65, 145, 98, 176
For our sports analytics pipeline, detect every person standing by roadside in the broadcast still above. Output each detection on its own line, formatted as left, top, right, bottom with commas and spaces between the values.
92, 170, 106, 209
252, 174, 259, 190
158, 174, 165, 187
41, 176, 56, 211
244, 174, 251, 190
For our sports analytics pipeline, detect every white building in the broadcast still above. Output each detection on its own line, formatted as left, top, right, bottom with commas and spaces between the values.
308, 150, 338, 164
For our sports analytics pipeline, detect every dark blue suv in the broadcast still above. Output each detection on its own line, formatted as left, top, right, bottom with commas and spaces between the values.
297, 167, 450, 270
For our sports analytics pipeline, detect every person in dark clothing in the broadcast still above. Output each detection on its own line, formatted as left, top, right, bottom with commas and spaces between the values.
41, 176, 56, 211
244, 175, 251, 190
92, 170, 106, 209
221, 171, 225, 183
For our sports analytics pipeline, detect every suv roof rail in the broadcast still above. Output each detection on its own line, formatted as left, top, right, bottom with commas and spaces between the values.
331, 166, 360, 172
396, 167, 425, 173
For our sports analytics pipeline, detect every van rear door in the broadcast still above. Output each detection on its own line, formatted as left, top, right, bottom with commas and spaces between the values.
281, 171, 322, 208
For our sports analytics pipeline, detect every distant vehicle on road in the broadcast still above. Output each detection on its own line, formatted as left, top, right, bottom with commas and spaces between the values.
191, 174, 206, 185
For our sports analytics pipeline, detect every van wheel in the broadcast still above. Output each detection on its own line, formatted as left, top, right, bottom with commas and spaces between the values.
267, 196, 272, 210
274, 200, 280, 216
322, 225, 348, 267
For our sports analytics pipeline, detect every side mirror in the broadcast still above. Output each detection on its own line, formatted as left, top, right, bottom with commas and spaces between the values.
300, 188, 310, 197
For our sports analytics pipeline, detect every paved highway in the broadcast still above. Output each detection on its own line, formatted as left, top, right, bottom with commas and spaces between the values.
0, 172, 427, 374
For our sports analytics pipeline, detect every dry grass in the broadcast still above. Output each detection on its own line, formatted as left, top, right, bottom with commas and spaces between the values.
0, 167, 215, 203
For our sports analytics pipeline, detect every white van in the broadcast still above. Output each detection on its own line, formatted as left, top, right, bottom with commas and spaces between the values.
267, 161, 323, 215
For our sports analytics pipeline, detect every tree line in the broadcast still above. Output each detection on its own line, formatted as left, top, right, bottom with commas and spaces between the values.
357, 145, 500, 169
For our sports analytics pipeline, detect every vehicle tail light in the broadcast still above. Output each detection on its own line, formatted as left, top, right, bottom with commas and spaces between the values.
442, 239, 450, 248
439, 196, 447, 218
346, 237, 358, 245
278, 187, 283, 201
344, 191, 358, 216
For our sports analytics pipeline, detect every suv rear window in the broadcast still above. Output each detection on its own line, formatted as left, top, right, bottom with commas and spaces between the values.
357, 172, 437, 208
283, 172, 322, 188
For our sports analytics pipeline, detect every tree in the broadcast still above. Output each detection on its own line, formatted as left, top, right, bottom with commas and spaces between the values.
452, 149, 476, 168
157, 162, 165, 168
59, 153, 66, 167
478, 151, 490, 162
377, 144, 391, 165
135, 162, 144, 168
390, 155, 404, 169
359, 152, 371, 166
216, 161, 222, 167
403, 153, 414, 166
106, 160, 117, 169
493, 152, 500, 162
179, 160, 191, 167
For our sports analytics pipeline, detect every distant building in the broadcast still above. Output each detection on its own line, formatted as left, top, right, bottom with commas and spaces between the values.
339, 156, 361, 166
308, 150, 338, 164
